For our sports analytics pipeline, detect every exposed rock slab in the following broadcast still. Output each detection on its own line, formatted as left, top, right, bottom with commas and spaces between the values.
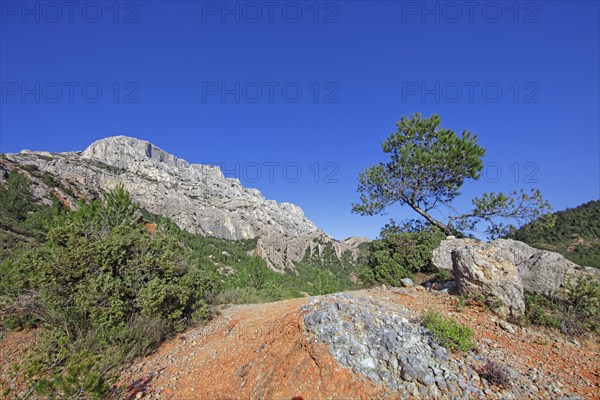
256, 231, 369, 270
491, 238, 600, 295
303, 293, 462, 398
432, 237, 479, 271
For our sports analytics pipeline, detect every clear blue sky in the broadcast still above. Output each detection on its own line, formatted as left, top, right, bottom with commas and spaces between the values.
1, 0, 599, 240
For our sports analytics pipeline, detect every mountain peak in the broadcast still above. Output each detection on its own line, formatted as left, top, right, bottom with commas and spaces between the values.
82, 135, 188, 169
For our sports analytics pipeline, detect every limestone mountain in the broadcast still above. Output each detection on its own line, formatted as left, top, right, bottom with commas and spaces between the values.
0, 136, 366, 271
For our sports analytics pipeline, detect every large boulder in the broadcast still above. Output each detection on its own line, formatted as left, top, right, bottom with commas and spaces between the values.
491, 239, 600, 295
452, 242, 525, 319
434, 238, 600, 296
431, 237, 479, 271
491, 239, 570, 296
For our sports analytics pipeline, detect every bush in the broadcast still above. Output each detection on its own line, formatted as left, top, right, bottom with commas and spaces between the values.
435, 268, 452, 282
0, 172, 35, 225
2, 313, 38, 331
524, 293, 561, 329
524, 278, 600, 334
1, 185, 219, 397
561, 277, 600, 333
478, 360, 512, 387
361, 223, 445, 286
214, 287, 270, 305
423, 311, 475, 352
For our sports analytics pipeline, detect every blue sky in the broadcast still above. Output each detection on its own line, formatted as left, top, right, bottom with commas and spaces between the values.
1, 0, 599, 240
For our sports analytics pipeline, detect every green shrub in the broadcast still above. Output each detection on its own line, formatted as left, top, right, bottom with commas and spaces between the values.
435, 268, 452, 281
2, 313, 38, 331
561, 278, 600, 333
21, 164, 39, 173
0, 172, 35, 224
524, 278, 600, 334
361, 223, 445, 286
214, 287, 270, 305
1, 185, 219, 397
524, 293, 561, 329
423, 311, 475, 352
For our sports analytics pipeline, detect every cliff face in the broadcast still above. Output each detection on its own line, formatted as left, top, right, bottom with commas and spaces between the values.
1, 136, 365, 271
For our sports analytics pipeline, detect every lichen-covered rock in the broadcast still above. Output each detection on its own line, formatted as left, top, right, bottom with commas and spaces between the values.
452, 242, 526, 318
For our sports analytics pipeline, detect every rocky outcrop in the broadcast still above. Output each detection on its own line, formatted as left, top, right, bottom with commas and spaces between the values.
433, 238, 600, 296
256, 232, 369, 270
2, 136, 366, 271
303, 293, 463, 398
452, 242, 526, 318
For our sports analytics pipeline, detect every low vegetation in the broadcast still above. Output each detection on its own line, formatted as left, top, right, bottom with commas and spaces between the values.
524, 278, 600, 335
477, 360, 512, 387
1, 184, 220, 397
422, 311, 475, 352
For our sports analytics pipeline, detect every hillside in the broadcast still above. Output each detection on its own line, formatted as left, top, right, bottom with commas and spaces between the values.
509, 200, 600, 268
0, 136, 366, 271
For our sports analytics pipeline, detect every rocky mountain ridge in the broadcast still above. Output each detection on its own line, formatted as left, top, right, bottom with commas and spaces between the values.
1, 136, 366, 271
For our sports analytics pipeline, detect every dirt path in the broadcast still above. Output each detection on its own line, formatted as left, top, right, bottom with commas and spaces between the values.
118, 296, 391, 399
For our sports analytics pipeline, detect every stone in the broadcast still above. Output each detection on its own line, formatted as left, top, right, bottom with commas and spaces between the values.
421, 374, 435, 386
433, 238, 600, 297
360, 357, 377, 370
433, 347, 450, 362
402, 365, 422, 382
492, 239, 571, 295
401, 278, 415, 288
452, 242, 525, 318
304, 311, 325, 328
499, 320, 515, 335
432, 238, 480, 271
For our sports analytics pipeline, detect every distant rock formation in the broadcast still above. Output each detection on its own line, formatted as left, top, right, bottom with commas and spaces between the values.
256, 231, 369, 270
1, 136, 366, 271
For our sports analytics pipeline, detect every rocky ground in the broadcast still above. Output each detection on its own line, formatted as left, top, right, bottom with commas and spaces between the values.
1, 286, 599, 399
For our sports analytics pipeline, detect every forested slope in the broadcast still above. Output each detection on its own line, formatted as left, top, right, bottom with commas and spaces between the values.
509, 200, 600, 268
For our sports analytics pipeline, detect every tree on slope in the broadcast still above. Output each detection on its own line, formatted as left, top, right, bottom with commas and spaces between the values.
351, 113, 552, 239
